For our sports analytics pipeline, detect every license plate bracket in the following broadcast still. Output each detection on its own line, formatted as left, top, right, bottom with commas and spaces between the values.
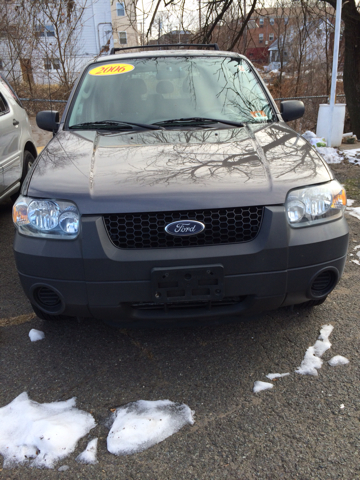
151, 265, 224, 304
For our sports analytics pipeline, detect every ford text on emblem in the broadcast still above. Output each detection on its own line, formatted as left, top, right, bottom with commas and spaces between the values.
165, 220, 205, 236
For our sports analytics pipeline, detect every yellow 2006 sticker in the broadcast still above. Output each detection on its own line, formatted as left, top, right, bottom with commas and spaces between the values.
89, 64, 135, 76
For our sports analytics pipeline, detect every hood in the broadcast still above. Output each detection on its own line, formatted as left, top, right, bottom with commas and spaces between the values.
27, 123, 332, 214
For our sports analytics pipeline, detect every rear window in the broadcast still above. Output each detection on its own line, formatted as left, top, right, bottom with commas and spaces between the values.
0, 73, 23, 108
0, 93, 9, 115
67, 56, 275, 127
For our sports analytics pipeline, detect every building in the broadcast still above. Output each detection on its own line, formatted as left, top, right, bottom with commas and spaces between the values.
0, 0, 115, 86
110, 0, 138, 49
244, 9, 291, 64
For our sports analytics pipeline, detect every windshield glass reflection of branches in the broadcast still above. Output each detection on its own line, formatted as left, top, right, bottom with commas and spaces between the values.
68, 56, 274, 127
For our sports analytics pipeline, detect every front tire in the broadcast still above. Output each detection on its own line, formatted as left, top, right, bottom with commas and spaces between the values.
21, 150, 35, 182
300, 296, 328, 308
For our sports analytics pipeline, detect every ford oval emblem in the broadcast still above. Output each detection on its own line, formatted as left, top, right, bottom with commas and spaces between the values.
165, 220, 205, 236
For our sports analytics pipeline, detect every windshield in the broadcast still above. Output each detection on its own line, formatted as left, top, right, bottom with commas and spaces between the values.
67, 56, 275, 128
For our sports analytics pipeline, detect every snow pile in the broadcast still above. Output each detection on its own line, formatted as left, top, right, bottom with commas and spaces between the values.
328, 355, 349, 366
0, 393, 96, 469
76, 438, 98, 464
29, 329, 45, 342
343, 148, 360, 165
302, 131, 344, 164
296, 324, 333, 376
106, 400, 194, 456
266, 373, 290, 380
253, 381, 274, 393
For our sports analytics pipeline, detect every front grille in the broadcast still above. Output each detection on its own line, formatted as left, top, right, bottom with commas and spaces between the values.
130, 296, 247, 311
103, 206, 264, 249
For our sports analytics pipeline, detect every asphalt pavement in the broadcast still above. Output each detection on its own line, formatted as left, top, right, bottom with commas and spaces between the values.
1, 133, 360, 479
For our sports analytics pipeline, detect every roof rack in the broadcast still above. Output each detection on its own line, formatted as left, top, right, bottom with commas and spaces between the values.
110, 44, 220, 55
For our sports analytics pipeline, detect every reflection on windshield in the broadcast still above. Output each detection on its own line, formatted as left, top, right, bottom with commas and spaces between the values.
68, 57, 274, 128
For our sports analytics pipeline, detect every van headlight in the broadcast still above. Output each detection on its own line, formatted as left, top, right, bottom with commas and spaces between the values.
286, 180, 346, 227
13, 196, 80, 239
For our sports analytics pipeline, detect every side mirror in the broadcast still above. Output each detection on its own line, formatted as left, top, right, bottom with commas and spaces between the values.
36, 110, 60, 133
280, 100, 305, 122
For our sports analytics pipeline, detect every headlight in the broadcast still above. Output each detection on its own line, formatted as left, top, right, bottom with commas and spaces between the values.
13, 196, 80, 239
286, 180, 346, 227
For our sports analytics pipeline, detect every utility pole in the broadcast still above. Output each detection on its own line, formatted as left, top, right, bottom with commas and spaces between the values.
243, 0, 247, 53
327, 0, 342, 147
199, 0, 201, 31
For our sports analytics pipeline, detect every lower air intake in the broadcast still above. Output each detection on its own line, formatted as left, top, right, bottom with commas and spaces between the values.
310, 270, 337, 297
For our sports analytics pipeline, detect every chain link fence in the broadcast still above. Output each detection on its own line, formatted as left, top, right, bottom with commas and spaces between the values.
20, 94, 348, 134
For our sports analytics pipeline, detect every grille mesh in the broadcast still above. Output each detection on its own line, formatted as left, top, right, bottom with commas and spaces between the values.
103, 206, 264, 249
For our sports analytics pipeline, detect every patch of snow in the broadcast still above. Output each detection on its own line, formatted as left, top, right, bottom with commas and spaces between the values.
253, 381, 274, 393
302, 131, 317, 141
351, 260, 360, 265
296, 324, 334, 375
318, 324, 334, 342
76, 438, 98, 464
349, 207, 360, 221
266, 373, 290, 380
347, 199, 355, 207
344, 148, 360, 165
302, 131, 344, 163
58, 465, 70, 471
107, 400, 194, 456
313, 339, 331, 357
29, 329, 45, 342
316, 147, 343, 164
328, 355, 349, 366
295, 346, 323, 376
0, 392, 96, 469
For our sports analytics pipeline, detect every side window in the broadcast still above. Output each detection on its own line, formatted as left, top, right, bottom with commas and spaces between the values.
0, 73, 23, 108
0, 93, 10, 116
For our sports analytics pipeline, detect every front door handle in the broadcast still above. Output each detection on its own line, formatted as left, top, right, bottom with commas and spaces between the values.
13, 119, 19, 126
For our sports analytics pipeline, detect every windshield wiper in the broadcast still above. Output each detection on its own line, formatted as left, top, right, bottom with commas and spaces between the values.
69, 120, 164, 131
152, 117, 244, 128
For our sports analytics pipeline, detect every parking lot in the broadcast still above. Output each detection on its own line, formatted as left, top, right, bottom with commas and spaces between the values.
1, 156, 360, 479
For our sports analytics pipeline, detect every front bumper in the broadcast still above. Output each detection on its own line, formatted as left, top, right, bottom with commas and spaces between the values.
14, 207, 349, 323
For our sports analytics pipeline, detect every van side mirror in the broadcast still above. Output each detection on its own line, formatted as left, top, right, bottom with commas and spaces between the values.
36, 110, 60, 133
280, 100, 305, 122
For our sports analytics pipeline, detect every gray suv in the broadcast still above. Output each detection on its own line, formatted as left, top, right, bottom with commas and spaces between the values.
12, 46, 348, 326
